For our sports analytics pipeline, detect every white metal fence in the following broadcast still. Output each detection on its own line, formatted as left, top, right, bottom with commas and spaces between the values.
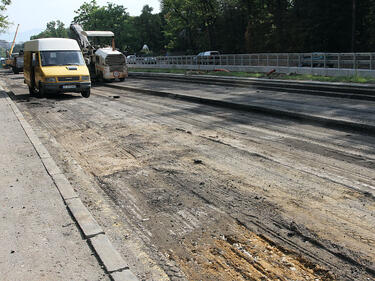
130, 52, 375, 70
128, 52, 375, 77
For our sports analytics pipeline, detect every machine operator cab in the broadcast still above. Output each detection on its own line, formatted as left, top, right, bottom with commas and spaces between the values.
23, 38, 91, 98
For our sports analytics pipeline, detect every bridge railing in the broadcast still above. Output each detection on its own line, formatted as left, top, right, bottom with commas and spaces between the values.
130, 53, 375, 70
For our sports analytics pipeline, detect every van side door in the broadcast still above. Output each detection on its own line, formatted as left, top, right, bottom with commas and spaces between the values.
34, 52, 43, 87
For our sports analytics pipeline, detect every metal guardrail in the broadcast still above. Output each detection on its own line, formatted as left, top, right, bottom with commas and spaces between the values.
129, 53, 375, 70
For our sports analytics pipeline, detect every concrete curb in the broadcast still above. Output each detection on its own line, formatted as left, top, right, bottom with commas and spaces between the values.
106, 83, 375, 136
66, 198, 105, 239
3, 90, 139, 281
111, 270, 139, 281
89, 234, 129, 273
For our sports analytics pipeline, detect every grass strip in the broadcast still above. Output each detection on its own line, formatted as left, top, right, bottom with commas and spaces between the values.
129, 67, 375, 84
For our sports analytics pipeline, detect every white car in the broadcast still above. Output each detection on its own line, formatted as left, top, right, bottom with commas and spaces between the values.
126, 55, 136, 64
194, 51, 220, 64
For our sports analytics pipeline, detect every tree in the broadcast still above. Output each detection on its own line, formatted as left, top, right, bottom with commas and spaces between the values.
0, 0, 11, 33
30, 0, 375, 55
30, 20, 69, 40
73, 0, 100, 30
134, 5, 165, 54
161, 0, 219, 53
74, 1, 136, 52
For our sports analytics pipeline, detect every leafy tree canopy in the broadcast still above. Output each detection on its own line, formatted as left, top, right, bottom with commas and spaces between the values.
30, 20, 69, 40
0, 0, 11, 33
30, 0, 374, 54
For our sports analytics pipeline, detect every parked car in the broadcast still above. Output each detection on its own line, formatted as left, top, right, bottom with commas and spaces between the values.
299, 52, 335, 68
142, 56, 157, 64
126, 55, 136, 64
194, 51, 220, 64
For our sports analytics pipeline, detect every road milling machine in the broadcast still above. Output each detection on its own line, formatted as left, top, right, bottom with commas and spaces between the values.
70, 23, 127, 82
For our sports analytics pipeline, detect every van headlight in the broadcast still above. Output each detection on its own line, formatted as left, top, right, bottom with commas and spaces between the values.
81, 76, 90, 81
45, 77, 56, 83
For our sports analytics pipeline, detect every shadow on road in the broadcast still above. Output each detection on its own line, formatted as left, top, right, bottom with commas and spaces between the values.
7, 91, 82, 102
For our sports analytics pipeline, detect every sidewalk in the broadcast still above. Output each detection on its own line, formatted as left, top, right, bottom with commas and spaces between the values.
0, 90, 110, 280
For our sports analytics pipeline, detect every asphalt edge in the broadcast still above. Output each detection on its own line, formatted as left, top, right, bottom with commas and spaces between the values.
129, 74, 375, 102
129, 71, 375, 91
2, 88, 138, 281
106, 83, 375, 136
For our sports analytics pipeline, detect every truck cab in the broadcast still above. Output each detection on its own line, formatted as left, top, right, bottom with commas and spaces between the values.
94, 47, 127, 81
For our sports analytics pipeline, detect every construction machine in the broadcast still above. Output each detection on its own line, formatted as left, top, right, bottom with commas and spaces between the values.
5, 24, 24, 74
70, 23, 127, 82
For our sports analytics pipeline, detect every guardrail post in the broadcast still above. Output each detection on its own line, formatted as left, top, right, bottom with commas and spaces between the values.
267, 54, 269, 66
354, 53, 357, 69
241, 55, 243, 66
338, 54, 341, 69
258, 54, 260, 66
324, 53, 327, 68
310, 53, 313, 68
287, 54, 290, 67
371, 53, 373, 70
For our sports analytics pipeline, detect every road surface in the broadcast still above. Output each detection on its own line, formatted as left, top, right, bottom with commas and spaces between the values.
1, 71, 374, 280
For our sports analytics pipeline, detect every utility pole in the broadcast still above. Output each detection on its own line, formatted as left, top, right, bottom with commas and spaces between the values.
351, 0, 356, 52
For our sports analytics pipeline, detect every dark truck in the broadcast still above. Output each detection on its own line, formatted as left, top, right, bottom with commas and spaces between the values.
7, 51, 24, 74
299, 52, 335, 68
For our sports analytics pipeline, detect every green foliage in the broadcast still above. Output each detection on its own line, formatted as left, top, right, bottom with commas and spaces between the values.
161, 0, 219, 53
29, 0, 375, 54
0, 0, 11, 33
0, 46, 6, 57
30, 20, 69, 40
130, 67, 375, 84
160, 0, 369, 54
74, 1, 134, 51
134, 5, 165, 55
72, 1, 166, 54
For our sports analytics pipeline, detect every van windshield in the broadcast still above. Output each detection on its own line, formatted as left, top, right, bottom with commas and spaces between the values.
40, 51, 85, 66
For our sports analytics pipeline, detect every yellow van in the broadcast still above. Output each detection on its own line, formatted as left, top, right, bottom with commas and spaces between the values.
24, 38, 91, 98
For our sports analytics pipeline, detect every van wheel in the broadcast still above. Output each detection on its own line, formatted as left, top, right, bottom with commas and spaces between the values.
81, 89, 90, 98
119, 77, 125, 82
28, 85, 37, 95
12, 67, 19, 74
37, 82, 45, 98
98, 72, 104, 83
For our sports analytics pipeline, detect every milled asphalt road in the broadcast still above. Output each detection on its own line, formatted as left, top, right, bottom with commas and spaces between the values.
111, 76, 375, 133
1, 71, 375, 280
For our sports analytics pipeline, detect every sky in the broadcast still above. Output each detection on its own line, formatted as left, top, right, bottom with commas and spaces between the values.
0, 0, 161, 43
